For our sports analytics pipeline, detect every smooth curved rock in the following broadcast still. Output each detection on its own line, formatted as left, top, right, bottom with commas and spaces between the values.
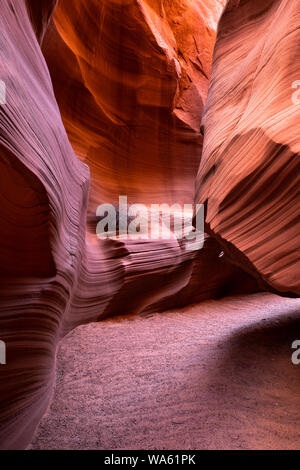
0, 0, 259, 450
0, 0, 89, 450
196, 0, 300, 296
0, 145, 55, 277
26, 0, 58, 43
44, 0, 225, 210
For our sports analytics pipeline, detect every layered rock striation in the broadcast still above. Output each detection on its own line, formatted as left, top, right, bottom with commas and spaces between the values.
0, 0, 298, 451
196, 0, 300, 296
44, 0, 225, 209
0, 0, 252, 450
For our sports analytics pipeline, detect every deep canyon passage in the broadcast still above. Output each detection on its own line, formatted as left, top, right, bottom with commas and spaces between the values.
0, 0, 299, 451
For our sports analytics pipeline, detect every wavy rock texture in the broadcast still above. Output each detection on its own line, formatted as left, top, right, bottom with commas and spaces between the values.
43, 0, 225, 210
26, 0, 58, 44
0, 0, 89, 449
0, 0, 259, 450
2, 0, 299, 451
196, 0, 300, 296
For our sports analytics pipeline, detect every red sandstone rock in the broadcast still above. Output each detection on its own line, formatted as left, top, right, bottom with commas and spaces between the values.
196, 0, 300, 296
0, 0, 89, 449
1, 0, 255, 450
1, 0, 298, 452
26, 0, 58, 44
44, 0, 225, 210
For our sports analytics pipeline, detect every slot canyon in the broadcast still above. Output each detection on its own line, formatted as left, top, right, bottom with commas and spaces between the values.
0, 0, 299, 451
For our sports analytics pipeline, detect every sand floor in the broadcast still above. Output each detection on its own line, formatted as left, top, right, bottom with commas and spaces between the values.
30, 293, 300, 450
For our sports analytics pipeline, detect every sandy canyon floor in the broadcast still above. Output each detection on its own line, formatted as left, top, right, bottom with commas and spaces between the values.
30, 293, 300, 450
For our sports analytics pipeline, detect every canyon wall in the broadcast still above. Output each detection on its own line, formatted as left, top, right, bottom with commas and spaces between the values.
0, 0, 252, 450
44, 0, 225, 211
196, 0, 300, 296
0, 0, 298, 450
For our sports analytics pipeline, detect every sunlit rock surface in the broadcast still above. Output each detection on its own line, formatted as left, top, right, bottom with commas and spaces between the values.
0, 0, 298, 451
196, 0, 300, 296
0, 0, 254, 450
44, 0, 225, 209
25, 0, 58, 43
